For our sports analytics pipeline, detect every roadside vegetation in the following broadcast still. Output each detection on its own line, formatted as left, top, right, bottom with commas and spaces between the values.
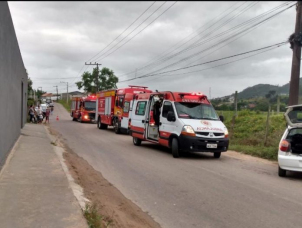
57, 99, 72, 112
218, 110, 285, 160
83, 203, 112, 228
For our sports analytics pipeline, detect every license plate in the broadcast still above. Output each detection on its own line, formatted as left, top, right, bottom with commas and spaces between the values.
207, 144, 217, 149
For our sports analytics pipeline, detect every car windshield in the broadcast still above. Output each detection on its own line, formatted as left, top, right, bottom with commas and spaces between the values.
84, 101, 96, 111
174, 102, 219, 120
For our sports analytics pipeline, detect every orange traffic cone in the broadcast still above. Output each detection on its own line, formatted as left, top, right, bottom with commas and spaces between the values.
56, 116, 59, 121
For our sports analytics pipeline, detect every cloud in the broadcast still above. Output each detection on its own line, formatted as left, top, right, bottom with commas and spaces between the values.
8, 1, 297, 97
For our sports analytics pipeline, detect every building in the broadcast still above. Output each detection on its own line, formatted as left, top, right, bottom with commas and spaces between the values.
61, 91, 85, 100
0, 2, 28, 167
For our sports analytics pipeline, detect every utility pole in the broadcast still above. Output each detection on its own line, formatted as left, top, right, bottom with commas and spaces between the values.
85, 62, 102, 93
60, 81, 69, 103
289, 1, 302, 106
277, 95, 280, 114
234, 91, 238, 117
53, 86, 58, 101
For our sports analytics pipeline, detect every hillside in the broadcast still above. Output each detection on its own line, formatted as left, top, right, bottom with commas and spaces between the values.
221, 78, 302, 100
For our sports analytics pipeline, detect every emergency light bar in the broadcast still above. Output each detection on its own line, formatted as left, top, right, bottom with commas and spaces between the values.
179, 92, 206, 99
128, 85, 148, 89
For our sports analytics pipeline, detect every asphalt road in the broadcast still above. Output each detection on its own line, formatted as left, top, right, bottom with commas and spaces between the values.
50, 103, 302, 228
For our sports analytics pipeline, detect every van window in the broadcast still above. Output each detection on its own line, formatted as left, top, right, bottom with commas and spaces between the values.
162, 102, 174, 118
135, 101, 147, 115
123, 102, 130, 113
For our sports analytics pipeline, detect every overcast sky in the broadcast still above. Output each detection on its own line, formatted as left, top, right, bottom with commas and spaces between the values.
8, 1, 297, 98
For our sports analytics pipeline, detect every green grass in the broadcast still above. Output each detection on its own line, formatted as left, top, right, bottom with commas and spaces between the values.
220, 110, 286, 161
83, 204, 112, 228
57, 99, 72, 112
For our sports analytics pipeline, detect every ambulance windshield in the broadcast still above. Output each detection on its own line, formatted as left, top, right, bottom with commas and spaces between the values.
84, 101, 96, 111
174, 102, 219, 120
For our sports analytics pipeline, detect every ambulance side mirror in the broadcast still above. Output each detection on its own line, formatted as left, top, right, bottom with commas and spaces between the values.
219, 115, 224, 122
167, 111, 176, 122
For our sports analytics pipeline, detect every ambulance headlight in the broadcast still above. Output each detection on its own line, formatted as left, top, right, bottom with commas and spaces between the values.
181, 125, 196, 137
224, 128, 229, 138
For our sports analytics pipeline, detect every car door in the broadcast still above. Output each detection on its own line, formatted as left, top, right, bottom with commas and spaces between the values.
284, 105, 302, 128
121, 100, 131, 129
131, 99, 149, 139
159, 101, 177, 146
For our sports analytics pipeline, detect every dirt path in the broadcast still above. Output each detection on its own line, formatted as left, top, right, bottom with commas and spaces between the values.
48, 126, 161, 228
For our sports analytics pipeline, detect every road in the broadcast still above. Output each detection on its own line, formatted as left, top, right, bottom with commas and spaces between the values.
50, 103, 302, 228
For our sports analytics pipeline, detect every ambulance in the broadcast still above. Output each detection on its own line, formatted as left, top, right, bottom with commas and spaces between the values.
130, 91, 229, 158
70, 95, 97, 123
96, 86, 152, 134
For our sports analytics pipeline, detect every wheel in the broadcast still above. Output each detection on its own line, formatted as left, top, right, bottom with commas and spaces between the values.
97, 117, 102, 129
214, 152, 221, 158
114, 119, 121, 134
278, 166, 286, 177
133, 137, 142, 146
171, 138, 180, 158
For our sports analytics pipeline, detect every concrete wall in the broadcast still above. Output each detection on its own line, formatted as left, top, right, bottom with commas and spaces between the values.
0, 2, 28, 167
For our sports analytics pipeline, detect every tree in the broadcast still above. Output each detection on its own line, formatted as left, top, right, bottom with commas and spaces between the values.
28, 77, 33, 93
76, 67, 118, 93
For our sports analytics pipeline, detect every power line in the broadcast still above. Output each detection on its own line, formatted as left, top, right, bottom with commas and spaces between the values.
117, 1, 248, 77
95, 1, 177, 62
119, 41, 288, 82
91, 1, 168, 62
135, 2, 295, 77
131, 1, 259, 76
87, 1, 156, 62
118, 1, 293, 79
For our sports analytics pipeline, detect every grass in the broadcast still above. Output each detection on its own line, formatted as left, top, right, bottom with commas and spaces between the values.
57, 99, 72, 112
222, 110, 286, 161
83, 203, 112, 228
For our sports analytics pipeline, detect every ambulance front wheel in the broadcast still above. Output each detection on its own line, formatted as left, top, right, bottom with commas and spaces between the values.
133, 137, 142, 146
214, 152, 221, 158
172, 138, 180, 158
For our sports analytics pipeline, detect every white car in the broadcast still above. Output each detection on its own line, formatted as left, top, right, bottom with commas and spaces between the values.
278, 104, 302, 177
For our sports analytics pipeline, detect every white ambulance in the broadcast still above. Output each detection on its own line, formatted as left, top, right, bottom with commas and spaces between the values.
129, 91, 229, 158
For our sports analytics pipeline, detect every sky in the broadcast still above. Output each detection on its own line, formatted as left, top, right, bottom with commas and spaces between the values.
8, 1, 297, 98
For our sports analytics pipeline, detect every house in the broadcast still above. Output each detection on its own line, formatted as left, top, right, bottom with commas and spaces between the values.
61, 91, 85, 100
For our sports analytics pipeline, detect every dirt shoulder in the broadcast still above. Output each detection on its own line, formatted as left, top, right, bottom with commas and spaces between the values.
47, 126, 161, 228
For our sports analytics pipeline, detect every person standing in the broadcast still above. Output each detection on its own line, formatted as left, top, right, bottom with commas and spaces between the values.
44, 107, 50, 124
29, 105, 36, 123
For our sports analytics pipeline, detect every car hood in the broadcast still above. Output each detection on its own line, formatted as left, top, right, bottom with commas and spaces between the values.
179, 119, 227, 133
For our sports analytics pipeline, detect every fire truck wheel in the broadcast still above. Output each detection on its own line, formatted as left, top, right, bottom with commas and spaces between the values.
133, 137, 142, 146
114, 119, 121, 134
171, 138, 180, 158
214, 152, 221, 158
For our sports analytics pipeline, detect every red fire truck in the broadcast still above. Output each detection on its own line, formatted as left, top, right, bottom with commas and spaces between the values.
71, 95, 97, 123
96, 86, 152, 134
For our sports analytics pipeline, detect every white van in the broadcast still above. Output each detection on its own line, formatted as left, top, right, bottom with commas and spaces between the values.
129, 91, 229, 158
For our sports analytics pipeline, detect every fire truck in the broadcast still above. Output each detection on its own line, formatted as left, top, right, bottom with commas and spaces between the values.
70, 95, 97, 123
96, 86, 152, 134
130, 91, 229, 158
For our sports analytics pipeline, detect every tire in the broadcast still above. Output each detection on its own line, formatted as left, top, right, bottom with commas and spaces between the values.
171, 138, 180, 158
214, 152, 221, 158
114, 119, 121, 134
97, 117, 102, 129
278, 166, 286, 177
133, 137, 142, 146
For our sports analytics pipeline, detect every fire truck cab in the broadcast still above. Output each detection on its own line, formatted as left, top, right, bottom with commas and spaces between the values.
71, 95, 97, 123
130, 91, 229, 158
96, 86, 152, 134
